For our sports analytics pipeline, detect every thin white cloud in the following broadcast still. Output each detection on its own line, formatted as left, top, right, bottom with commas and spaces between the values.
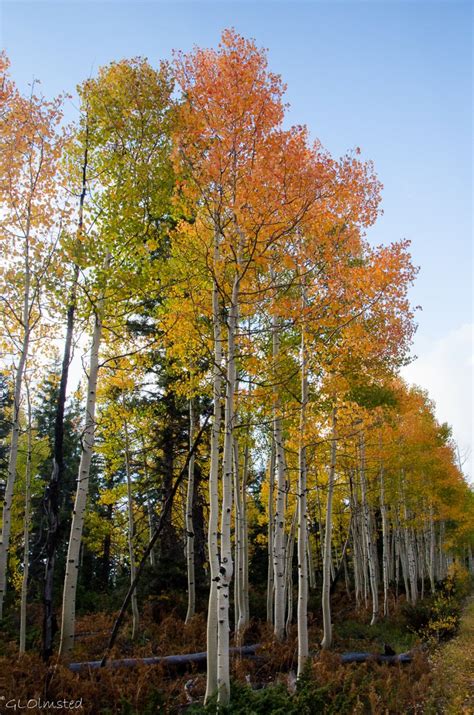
401, 323, 473, 482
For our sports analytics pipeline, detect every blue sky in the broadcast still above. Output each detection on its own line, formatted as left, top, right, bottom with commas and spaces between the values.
1, 0, 472, 474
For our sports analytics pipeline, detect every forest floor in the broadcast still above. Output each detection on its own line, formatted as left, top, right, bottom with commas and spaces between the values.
424, 595, 474, 714
1, 586, 473, 713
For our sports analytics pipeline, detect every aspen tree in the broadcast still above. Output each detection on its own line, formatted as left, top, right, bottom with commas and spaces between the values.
233, 438, 243, 632
233, 421, 250, 638
185, 399, 196, 623
59, 256, 110, 655
266, 442, 276, 624
285, 511, 297, 636
359, 430, 379, 624
240, 433, 250, 628
123, 401, 139, 639
19, 383, 32, 655
272, 306, 288, 640
296, 279, 309, 677
42, 107, 89, 661
379, 435, 390, 617
173, 31, 317, 703
321, 408, 337, 649
142, 444, 157, 570
429, 503, 436, 592
204, 232, 223, 703
59, 57, 173, 654
217, 267, 239, 705
0, 75, 65, 619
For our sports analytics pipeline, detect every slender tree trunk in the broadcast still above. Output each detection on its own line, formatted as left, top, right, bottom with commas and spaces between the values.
147, 502, 156, 568
438, 521, 446, 580
204, 232, 223, 704
401, 474, 417, 605
238, 424, 250, 632
315, 486, 325, 570
307, 529, 315, 590
379, 439, 390, 618
321, 408, 337, 650
141, 439, 156, 570
400, 528, 410, 601
216, 273, 238, 707
42, 265, 79, 659
417, 530, 425, 599
185, 399, 196, 624
101, 413, 210, 665
349, 470, 362, 609
343, 553, 351, 598
19, 385, 32, 654
266, 441, 275, 624
394, 518, 401, 599
297, 286, 309, 677
123, 407, 139, 639
59, 254, 110, 656
272, 310, 287, 641
0, 232, 31, 620
429, 504, 436, 592
43, 126, 88, 658
359, 430, 379, 625
233, 438, 242, 633
285, 511, 297, 636
404, 517, 418, 604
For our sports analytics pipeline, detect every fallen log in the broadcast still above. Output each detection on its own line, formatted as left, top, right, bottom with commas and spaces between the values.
68, 644, 261, 672
68, 645, 412, 673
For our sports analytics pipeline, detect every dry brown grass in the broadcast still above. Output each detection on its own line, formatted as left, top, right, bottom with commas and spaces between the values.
425, 596, 474, 714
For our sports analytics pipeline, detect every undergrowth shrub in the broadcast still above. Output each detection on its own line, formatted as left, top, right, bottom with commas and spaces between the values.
188, 650, 431, 715
402, 563, 470, 644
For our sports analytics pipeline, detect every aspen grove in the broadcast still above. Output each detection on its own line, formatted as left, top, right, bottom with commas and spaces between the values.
0, 32, 473, 711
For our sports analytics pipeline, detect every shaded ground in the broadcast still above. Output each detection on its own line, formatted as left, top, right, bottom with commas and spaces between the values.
425, 596, 474, 714
1, 587, 472, 713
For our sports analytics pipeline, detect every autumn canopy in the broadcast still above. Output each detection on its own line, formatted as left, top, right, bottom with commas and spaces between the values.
0, 30, 472, 710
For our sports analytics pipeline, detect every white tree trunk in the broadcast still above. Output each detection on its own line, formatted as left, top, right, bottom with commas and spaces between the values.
296, 292, 309, 677
359, 431, 379, 624
123, 409, 139, 639
438, 521, 446, 580
379, 445, 390, 617
185, 399, 196, 624
399, 529, 410, 602
19, 385, 32, 654
307, 530, 315, 590
141, 441, 156, 570
402, 496, 418, 604
59, 255, 110, 656
394, 518, 401, 599
417, 530, 425, 600
407, 526, 418, 603
315, 486, 325, 573
147, 501, 156, 569
285, 511, 297, 636
205, 234, 223, 704
321, 408, 337, 649
0, 249, 31, 620
266, 442, 275, 624
272, 313, 287, 641
233, 438, 243, 633
216, 273, 238, 706
428, 505, 436, 593
238, 431, 250, 633
349, 471, 362, 609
